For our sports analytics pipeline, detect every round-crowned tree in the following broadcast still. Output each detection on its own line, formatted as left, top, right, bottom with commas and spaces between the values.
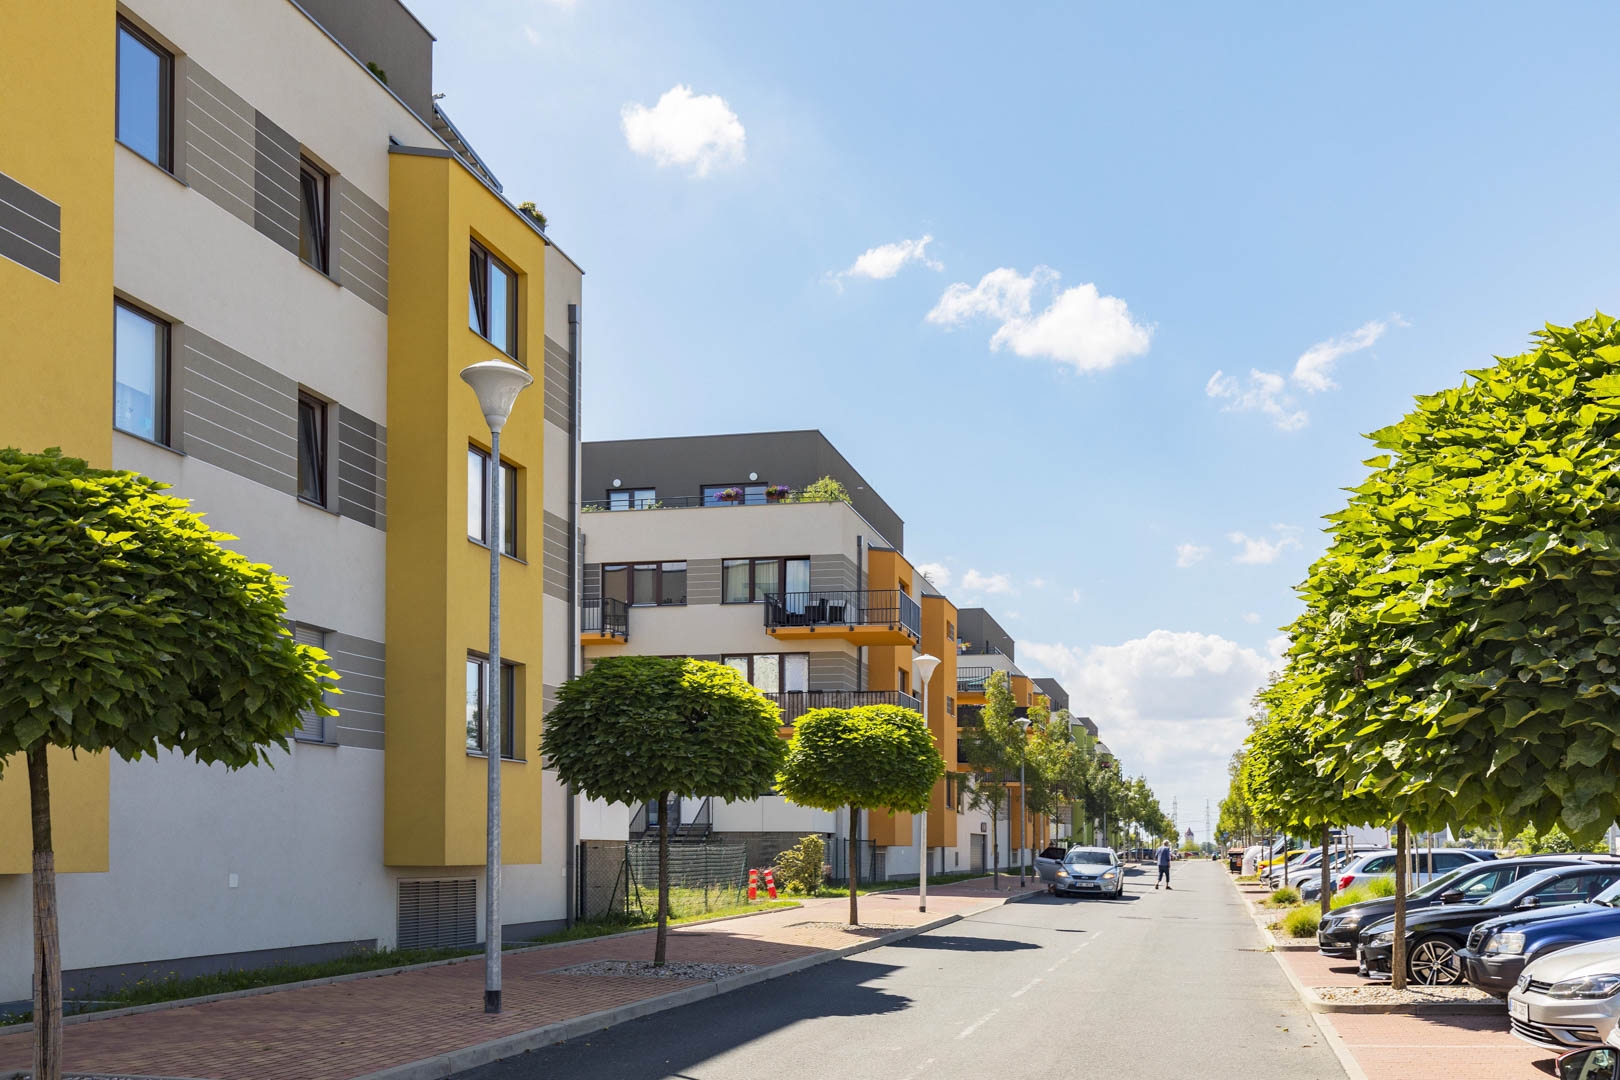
540, 655, 786, 964
776, 703, 944, 925
0, 449, 334, 1080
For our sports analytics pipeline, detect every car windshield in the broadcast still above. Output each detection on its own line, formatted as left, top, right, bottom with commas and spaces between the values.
1410, 867, 1467, 898
1065, 849, 1114, 866
1593, 878, 1620, 906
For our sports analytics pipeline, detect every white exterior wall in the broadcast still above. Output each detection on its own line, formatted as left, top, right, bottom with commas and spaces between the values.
711, 797, 834, 835
584, 501, 870, 567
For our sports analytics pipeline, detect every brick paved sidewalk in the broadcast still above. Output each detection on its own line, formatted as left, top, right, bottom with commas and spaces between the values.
0, 875, 1037, 1080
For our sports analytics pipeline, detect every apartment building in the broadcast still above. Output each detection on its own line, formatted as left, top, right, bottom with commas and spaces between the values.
0, 0, 581, 1005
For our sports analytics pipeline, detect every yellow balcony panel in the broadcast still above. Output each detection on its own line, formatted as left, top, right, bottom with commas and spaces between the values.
766, 623, 918, 646
955, 690, 987, 707
580, 630, 627, 646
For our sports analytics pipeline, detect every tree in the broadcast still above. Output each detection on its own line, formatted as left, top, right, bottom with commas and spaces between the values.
777, 703, 943, 924
786, 475, 851, 504
541, 655, 786, 963
0, 449, 334, 1080
959, 671, 1019, 883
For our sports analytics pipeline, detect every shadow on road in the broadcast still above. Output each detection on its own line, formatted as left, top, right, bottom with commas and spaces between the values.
880, 934, 1038, 953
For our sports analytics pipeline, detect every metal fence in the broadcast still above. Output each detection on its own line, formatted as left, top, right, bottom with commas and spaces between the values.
825, 837, 892, 884
624, 841, 749, 919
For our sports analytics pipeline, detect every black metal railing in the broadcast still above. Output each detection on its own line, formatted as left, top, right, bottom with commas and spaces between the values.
582, 493, 849, 512
765, 689, 923, 725
957, 666, 995, 692
763, 589, 922, 638
581, 596, 629, 639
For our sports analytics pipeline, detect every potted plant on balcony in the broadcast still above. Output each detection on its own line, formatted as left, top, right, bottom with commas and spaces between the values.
716, 487, 743, 503
765, 484, 791, 502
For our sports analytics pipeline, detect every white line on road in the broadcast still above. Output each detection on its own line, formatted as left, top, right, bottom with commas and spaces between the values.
956, 1009, 999, 1039
1011, 977, 1043, 998
899, 1058, 938, 1078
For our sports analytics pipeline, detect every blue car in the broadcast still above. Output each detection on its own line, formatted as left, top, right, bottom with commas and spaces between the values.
1460, 876, 1620, 997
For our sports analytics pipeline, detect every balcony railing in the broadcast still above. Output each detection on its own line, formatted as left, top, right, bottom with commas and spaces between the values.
765, 689, 923, 725
958, 666, 995, 692
763, 589, 921, 638
582, 493, 848, 512
581, 596, 628, 639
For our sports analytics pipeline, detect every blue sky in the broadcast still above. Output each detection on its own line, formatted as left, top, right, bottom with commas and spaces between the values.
414, 0, 1620, 838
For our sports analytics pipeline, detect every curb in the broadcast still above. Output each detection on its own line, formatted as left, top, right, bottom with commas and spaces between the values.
353, 892, 1032, 1080
0, 903, 805, 1037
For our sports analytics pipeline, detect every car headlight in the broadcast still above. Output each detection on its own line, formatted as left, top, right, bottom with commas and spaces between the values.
1339, 912, 1363, 929
1102, 868, 1119, 878
1055, 870, 1068, 878
1546, 975, 1620, 1000
1487, 932, 1526, 956
1369, 931, 1396, 947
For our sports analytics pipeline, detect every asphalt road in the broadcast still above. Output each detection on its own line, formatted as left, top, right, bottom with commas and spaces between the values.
454, 860, 1347, 1080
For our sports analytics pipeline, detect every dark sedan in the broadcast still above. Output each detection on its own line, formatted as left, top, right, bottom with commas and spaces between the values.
1316, 855, 1609, 958
1460, 876, 1620, 997
1357, 864, 1620, 985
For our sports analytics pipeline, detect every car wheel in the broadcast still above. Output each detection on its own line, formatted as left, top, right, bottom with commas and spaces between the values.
1407, 935, 1463, 986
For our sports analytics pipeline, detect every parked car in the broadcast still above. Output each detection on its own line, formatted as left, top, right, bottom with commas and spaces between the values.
1318, 856, 1620, 958
1506, 936, 1620, 1053
1048, 846, 1125, 899
1034, 845, 1068, 886
1357, 864, 1620, 985
1461, 876, 1620, 997
1334, 847, 1490, 895
1264, 850, 1324, 889
1299, 852, 1357, 902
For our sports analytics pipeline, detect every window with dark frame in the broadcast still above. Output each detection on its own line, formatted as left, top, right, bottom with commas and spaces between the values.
116, 18, 172, 170
468, 241, 518, 358
298, 157, 330, 273
703, 483, 768, 506
720, 653, 810, 694
113, 300, 170, 444
607, 487, 655, 510
720, 556, 810, 603
946, 695, 955, 716
600, 561, 686, 607
467, 446, 518, 556
464, 654, 518, 759
296, 393, 327, 506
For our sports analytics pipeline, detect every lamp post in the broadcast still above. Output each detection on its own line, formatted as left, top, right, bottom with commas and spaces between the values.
912, 653, 940, 913
460, 358, 533, 1015
1015, 716, 1031, 887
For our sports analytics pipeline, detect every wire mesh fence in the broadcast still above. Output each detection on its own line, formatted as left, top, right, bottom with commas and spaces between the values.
825, 837, 889, 884
624, 841, 750, 920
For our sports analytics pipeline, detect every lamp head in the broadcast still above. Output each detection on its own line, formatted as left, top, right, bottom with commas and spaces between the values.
460, 359, 533, 432
913, 653, 941, 687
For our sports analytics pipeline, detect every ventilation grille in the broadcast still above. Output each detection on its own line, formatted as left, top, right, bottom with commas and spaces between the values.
397, 879, 477, 951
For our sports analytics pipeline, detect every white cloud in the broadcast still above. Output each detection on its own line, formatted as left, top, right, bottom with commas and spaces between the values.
1175, 543, 1210, 569
927, 266, 1151, 373
1206, 317, 1403, 430
522, 24, 541, 44
1070, 588, 1083, 604
915, 562, 951, 589
621, 85, 745, 177
1028, 577, 1048, 589
959, 568, 1014, 595
830, 235, 942, 290
1021, 630, 1276, 842
1228, 529, 1300, 565
1243, 612, 1261, 624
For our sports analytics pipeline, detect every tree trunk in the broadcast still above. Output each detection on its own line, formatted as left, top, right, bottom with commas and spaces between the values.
1320, 824, 1331, 916
1392, 821, 1409, 991
848, 804, 859, 926
991, 797, 1001, 889
29, 743, 61, 1080
653, 791, 671, 967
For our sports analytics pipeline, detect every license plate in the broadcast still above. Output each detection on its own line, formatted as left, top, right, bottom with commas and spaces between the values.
1510, 999, 1529, 1022
1079, 881, 1098, 889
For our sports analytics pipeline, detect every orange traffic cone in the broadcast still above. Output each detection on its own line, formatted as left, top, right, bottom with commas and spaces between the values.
748, 868, 759, 901
764, 869, 778, 900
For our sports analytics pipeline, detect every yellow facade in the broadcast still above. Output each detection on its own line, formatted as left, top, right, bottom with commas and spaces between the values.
383, 149, 548, 867
0, 0, 118, 874
862, 549, 915, 847
921, 594, 959, 848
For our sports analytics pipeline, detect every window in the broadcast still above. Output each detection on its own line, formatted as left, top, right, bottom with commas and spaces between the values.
297, 393, 327, 506
469, 241, 518, 357
299, 157, 330, 273
721, 653, 809, 694
113, 300, 169, 444
898, 668, 910, 695
467, 447, 517, 556
600, 561, 686, 606
465, 654, 518, 758
946, 696, 955, 716
721, 557, 810, 603
293, 624, 328, 742
703, 483, 767, 506
116, 19, 172, 170
947, 621, 956, 643
608, 487, 655, 511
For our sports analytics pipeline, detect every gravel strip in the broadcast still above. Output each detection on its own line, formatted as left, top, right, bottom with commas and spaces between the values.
553, 960, 755, 981
786, 921, 909, 936
1312, 984, 1495, 1005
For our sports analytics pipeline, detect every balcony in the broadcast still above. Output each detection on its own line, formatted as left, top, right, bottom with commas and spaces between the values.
957, 666, 993, 703
580, 597, 628, 645
765, 689, 923, 726
763, 589, 921, 645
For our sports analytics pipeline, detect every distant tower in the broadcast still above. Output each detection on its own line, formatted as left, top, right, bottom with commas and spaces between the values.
1206, 800, 1211, 845
1172, 797, 1179, 834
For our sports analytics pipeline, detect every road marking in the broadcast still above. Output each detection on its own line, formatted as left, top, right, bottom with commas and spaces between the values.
1011, 977, 1043, 998
899, 1058, 938, 1078
1071, 930, 1104, 953
956, 1009, 999, 1039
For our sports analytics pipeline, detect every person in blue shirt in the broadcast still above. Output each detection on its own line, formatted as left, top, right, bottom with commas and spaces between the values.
1156, 841, 1173, 890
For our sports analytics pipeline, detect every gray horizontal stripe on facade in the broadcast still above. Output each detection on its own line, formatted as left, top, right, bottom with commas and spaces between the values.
336, 177, 389, 314
329, 632, 385, 744
253, 110, 300, 253
182, 353, 301, 443
0, 170, 60, 231
542, 510, 570, 600
180, 329, 297, 491
809, 652, 859, 691
581, 563, 601, 603
809, 553, 858, 592
687, 558, 721, 604
335, 408, 386, 530
333, 726, 384, 751
0, 223, 58, 281
183, 66, 258, 228
0, 170, 61, 281
542, 337, 572, 434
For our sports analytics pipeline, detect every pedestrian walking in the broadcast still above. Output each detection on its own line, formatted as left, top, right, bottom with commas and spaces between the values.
1155, 840, 1173, 890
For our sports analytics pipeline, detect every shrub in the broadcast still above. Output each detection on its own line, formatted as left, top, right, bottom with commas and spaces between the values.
1282, 905, 1321, 938
772, 835, 827, 896
1236, 874, 1260, 883
1331, 885, 1373, 909
1269, 886, 1300, 906
1366, 876, 1398, 898
788, 476, 851, 504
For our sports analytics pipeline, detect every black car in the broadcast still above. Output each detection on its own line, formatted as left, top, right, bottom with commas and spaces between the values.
1316, 855, 1610, 958
1356, 863, 1620, 985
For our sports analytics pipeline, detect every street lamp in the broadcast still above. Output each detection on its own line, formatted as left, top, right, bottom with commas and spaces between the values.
912, 653, 940, 913
1015, 716, 1031, 887
460, 358, 533, 1015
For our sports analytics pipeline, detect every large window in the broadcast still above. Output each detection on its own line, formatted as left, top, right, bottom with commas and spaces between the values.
467, 447, 518, 556
298, 157, 330, 273
469, 241, 518, 358
297, 393, 327, 506
721, 556, 810, 603
116, 19, 172, 170
465, 654, 518, 758
114, 300, 169, 444
722, 653, 809, 694
601, 562, 686, 607
703, 483, 766, 506
607, 487, 656, 511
